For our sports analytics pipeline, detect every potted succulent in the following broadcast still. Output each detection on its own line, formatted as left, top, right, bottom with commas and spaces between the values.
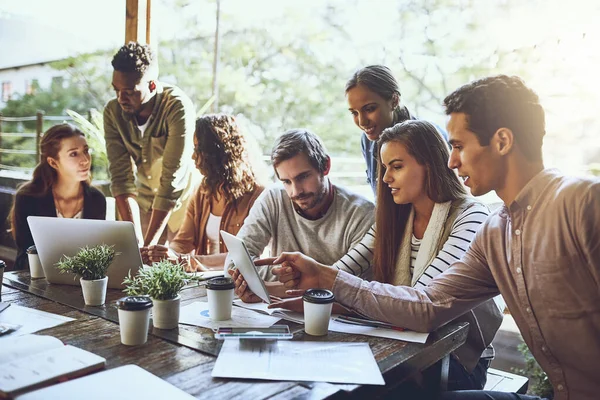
122, 260, 188, 329
56, 244, 116, 306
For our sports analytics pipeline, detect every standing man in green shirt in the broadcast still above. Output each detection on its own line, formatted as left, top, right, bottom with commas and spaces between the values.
104, 42, 196, 247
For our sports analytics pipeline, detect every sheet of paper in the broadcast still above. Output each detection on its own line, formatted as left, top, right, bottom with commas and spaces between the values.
212, 340, 384, 385
179, 301, 281, 330
0, 304, 74, 340
328, 320, 429, 343
233, 300, 304, 324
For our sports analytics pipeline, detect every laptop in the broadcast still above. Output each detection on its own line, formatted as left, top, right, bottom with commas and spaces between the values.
27, 216, 142, 289
220, 230, 271, 304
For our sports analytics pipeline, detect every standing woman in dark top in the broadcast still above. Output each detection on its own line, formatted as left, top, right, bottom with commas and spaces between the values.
10, 124, 106, 271
346, 65, 415, 195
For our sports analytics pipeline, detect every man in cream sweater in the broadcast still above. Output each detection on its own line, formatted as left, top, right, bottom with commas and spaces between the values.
232, 129, 374, 301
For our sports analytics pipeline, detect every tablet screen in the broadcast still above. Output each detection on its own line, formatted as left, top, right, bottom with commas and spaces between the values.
220, 231, 271, 304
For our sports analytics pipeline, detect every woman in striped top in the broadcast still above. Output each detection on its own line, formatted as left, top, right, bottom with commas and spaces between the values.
275, 120, 503, 391
372, 120, 502, 391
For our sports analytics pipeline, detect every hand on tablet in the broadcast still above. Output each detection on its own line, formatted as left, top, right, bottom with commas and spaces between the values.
228, 269, 262, 303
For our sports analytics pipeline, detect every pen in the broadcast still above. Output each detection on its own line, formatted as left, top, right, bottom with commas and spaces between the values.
336, 315, 405, 331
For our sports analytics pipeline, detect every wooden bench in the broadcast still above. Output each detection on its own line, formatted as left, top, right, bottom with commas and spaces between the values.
485, 368, 528, 394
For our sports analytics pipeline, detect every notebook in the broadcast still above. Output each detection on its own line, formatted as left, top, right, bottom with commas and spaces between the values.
0, 334, 106, 398
16, 365, 195, 400
27, 217, 142, 289
232, 299, 305, 324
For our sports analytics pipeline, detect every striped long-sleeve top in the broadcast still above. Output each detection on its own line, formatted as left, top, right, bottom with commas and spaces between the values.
332, 203, 489, 284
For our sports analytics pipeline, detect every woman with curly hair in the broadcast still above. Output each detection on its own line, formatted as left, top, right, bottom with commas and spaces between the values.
143, 114, 264, 271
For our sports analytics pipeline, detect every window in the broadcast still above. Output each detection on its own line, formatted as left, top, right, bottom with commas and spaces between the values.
2, 81, 12, 102
25, 80, 36, 95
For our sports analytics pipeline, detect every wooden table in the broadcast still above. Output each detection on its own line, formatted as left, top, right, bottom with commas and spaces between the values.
1, 272, 468, 399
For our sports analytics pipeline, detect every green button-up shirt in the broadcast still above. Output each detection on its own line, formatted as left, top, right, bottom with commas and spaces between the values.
103, 83, 196, 230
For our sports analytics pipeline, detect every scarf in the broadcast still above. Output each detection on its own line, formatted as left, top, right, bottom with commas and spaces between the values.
392, 201, 452, 286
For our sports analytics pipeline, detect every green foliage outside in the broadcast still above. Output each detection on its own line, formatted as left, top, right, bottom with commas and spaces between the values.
55, 244, 116, 281
1, 0, 598, 182
514, 342, 554, 399
122, 260, 189, 300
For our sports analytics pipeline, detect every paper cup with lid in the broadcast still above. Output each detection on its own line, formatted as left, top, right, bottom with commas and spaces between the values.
206, 276, 235, 321
117, 295, 153, 345
27, 245, 45, 279
303, 289, 335, 336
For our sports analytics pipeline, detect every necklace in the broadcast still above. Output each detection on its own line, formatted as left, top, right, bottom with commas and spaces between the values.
53, 187, 84, 218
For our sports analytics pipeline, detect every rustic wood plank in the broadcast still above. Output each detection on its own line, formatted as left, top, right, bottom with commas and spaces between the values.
3, 271, 222, 355
3, 271, 470, 399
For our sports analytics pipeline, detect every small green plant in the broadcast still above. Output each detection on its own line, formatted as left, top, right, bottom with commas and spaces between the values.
55, 244, 116, 281
122, 260, 189, 300
513, 342, 554, 399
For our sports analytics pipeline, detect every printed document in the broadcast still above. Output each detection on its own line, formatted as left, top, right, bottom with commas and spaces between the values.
212, 340, 385, 385
328, 320, 429, 343
179, 301, 281, 330
0, 304, 74, 339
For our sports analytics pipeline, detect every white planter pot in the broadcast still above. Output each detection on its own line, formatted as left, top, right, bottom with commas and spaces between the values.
80, 276, 108, 306
152, 295, 181, 329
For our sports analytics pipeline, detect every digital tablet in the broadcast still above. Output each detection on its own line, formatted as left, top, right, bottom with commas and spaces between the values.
220, 231, 271, 304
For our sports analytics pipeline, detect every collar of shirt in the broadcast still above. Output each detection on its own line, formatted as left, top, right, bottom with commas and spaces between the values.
499, 168, 559, 217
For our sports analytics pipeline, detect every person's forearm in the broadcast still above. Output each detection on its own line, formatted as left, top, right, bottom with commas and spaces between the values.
116, 195, 143, 243
115, 194, 135, 222
318, 264, 339, 290
144, 208, 172, 246
195, 253, 227, 269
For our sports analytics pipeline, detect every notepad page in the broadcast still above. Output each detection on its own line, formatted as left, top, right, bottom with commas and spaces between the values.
0, 335, 63, 364
0, 345, 105, 395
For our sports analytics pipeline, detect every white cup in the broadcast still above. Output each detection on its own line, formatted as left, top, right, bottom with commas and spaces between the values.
116, 296, 153, 345
206, 277, 235, 321
303, 289, 335, 336
27, 246, 45, 279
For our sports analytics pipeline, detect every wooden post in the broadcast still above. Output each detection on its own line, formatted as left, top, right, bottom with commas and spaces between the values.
36, 111, 44, 163
125, 0, 151, 44
211, 0, 221, 112
146, 0, 152, 45
125, 0, 139, 43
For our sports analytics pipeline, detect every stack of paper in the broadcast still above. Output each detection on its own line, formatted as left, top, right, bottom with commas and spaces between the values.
212, 340, 384, 385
